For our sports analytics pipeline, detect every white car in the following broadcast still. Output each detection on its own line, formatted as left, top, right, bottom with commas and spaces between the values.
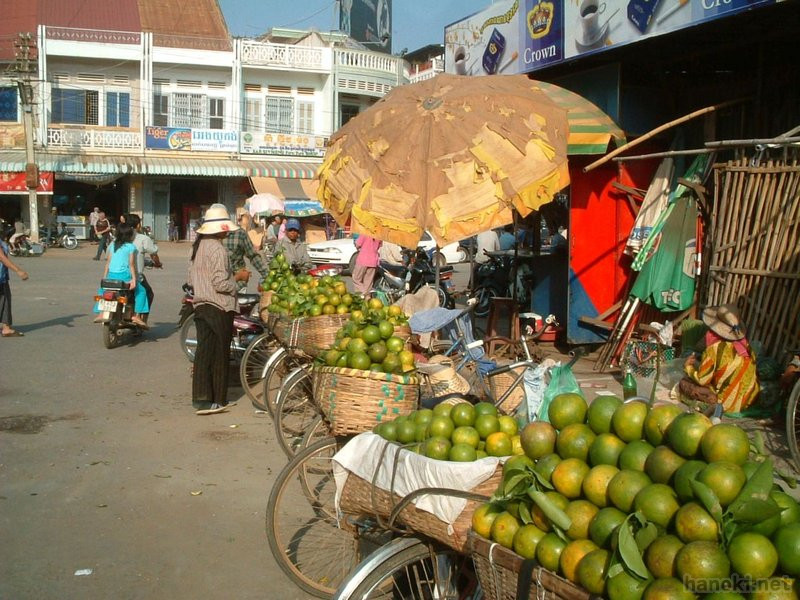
308, 231, 468, 273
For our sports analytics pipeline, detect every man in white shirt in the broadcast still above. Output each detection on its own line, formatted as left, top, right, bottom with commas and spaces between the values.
126, 213, 161, 324
379, 240, 405, 266
475, 229, 500, 264
88, 207, 100, 242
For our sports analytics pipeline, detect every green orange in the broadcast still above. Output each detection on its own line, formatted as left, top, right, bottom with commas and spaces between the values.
582, 464, 620, 507
556, 423, 597, 462
536, 533, 567, 573
644, 404, 685, 446
696, 461, 746, 507
612, 401, 649, 442
675, 541, 731, 591
674, 502, 719, 543
548, 393, 588, 430
551, 458, 591, 499
531, 491, 569, 532
666, 412, 713, 458
490, 511, 521, 548
472, 502, 504, 538
589, 433, 627, 467
520, 421, 557, 460
577, 548, 611, 595
565, 499, 600, 540
588, 506, 627, 549
606, 569, 650, 600
587, 395, 623, 434
451, 402, 476, 427
560, 539, 598, 582
619, 440, 655, 471
727, 532, 778, 580
608, 469, 653, 512
634, 483, 681, 529
673, 460, 708, 502
773, 523, 800, 576
643, 577, 697, 600
512, 523, 546, 559
534, 453, 561, 485
645, 445, 687, 484
700, 423, 750, 465
645, 535, 685, 578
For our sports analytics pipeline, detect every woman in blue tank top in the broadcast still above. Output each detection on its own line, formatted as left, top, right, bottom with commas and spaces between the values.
99, 222, 149, 327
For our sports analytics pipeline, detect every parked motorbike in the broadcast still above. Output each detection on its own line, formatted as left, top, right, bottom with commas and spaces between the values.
178, 283, 264, 362
43, 223, 79, 250
374, 248, 455, 308
94, 278, 142, 348
469, 252, 534, 317
8, 232, 45, 257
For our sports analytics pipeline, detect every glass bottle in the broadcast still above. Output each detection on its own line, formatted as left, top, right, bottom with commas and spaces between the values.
622, 368, 638, 400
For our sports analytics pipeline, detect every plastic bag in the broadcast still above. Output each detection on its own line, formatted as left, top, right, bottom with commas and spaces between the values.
521, 363, 549, 423
538, 363, 583, 422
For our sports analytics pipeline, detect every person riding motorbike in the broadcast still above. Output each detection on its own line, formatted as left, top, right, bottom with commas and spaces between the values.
126, 213, 162, 324
276, 219, 313, 271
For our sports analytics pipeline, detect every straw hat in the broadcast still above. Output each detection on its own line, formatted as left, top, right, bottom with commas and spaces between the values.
418, 358, 471, 396
196, 204, 239, 235
702, 304, 746, 341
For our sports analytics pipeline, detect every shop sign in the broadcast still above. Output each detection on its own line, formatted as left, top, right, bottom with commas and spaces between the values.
0, 171, 54, 194
145, 126, 238, 152
446, 0, 775, 74
240, 131, 327, 157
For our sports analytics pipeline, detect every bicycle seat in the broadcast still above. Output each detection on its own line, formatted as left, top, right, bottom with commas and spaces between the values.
237, 293, 260, 305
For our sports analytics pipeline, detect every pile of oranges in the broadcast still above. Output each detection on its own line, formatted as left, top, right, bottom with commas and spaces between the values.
472, 393, 800, 600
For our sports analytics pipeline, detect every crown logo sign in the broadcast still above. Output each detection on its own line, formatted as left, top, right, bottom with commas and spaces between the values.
527, 1, 555, 39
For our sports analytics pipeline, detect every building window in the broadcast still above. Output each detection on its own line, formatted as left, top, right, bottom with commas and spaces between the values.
209, 98, 224, 129
51, 88, 99, 125
245, 98, 262, 132
340, 104, 359, 127
106, 91, 130, 127
297, 101, 314, 134
0, 86, 18, 121
265, 96, 293, 134
153, 93, 168, 126
172, 92, 206, 128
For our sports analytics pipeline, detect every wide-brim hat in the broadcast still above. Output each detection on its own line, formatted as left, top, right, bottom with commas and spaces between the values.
196, 204, 239, 235
702, 304, 746, 341
418, 358, 471, 396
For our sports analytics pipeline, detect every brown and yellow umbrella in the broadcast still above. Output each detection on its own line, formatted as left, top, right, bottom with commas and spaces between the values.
316, 74, 573, 248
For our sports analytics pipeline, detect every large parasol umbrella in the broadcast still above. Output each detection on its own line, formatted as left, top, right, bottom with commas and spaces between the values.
245, 193, 284, 218
316, 74, 574, 248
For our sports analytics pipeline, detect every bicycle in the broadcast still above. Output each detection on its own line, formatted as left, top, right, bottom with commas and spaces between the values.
783, 349, 800, 471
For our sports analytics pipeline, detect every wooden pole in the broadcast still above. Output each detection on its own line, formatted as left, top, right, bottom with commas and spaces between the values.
583, 100, 746, 173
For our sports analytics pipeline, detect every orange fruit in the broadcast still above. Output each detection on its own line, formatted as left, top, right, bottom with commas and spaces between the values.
520, 421, 557, 460
612, 401, 649, 442
619, 439, 655, 471
675, 502, 719, 543
645, 535, 685, 578
645, 445, 687, 484
534, 453, 562, 485
474, 414, 500, 439
556, 423, 597, 462
450, 403, 476, 427
565, 499, 600, 540
396, 420, 417, 444
428, 415, 455, 439
347, 350, 371, 370
433, 402, 453, 418
696, 461, 746, 507
449, 443, 477, 462
606, 569, 650, 600
582, 464, 620, 507
577, 548, 611, 595
589, 433, 627, 467
772, 490, 800, 527
423, 436, 451, 460
551, 458, 591, 499
700, 423, 750, 465
548, 393, 588, 430
532, 491, 570, 532
512, 523, 546, 559
675, 541, 731, 591
361, 325, 381, 344
474, 402, 498, 417
414, 408, 433, 425
644, 404, 685, 446
749, 578, 799, 600
608, 469, 652, 512
666, 412, 713, 458
498, 415, 519, 436
705, 593, 745, 600
728, 532, 778, 580
588, 506, 627, 548
587, 395, 623, 434
536, 533, 567, 573
503, 454, 534, 475
643, 577, 697, 600
673, 460, 708, 502
452, 426, 480, 448
485, 431, 513, 457
774, 523, 800, 576
634, 483, 680, 529
560, 539, 598, 582
490, 511, 521, 548
472, 502, 504, 538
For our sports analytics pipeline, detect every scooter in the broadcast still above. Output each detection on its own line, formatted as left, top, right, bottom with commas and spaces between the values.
178, 283, 264, 362
8, 232, 45, 257
44, 223, 79, 250
94, 278, 142, 349
469, 252, 534, 317
374, 247, 455, 308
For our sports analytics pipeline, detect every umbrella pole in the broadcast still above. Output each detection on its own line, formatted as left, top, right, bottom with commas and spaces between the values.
512, 213, 519, 304
434, 245, 440, 293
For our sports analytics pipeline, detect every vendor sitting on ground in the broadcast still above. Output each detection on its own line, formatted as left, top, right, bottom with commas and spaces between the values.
678, 304, 760, 414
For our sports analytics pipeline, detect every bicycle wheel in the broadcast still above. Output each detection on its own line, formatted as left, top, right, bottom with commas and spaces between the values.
300, 415, 331, 453
274, 367, 322, 458
266, 437, 359, 598
239, 332, 280, 411
787, 379, 800, 472
334, 536, 481, 600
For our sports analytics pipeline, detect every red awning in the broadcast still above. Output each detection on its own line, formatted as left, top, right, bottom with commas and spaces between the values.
0, 171, 54, 194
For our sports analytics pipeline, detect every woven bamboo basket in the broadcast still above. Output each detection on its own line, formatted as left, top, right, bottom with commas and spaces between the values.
339, 461, 502, 552
468, 532, 591, 600
295, 313, 350, 358
312, 366, 419, 435
489, 364, 526, 415
271, 315, 299, 346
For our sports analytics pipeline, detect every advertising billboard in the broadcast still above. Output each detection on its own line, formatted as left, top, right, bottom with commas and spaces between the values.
446, 0, 774, 75
240, 132, 327, 157
340, 0, 392, 54
145, 127, 238, 152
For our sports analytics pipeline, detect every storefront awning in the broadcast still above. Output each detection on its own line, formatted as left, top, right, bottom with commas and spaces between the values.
0, 151, 320, 179
250, 176, 324, 216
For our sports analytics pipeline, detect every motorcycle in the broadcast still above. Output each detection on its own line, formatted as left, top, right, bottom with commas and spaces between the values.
374, 247, 455, 308
469, 252, 534, 317
94, 278, 142, 348
8, 232, 45, 257
178, 283, 264, 362
43, 223, 79, 250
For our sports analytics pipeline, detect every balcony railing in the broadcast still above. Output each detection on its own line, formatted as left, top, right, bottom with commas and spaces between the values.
45, 26, 141, 45
153, 33, 231, 52
241, 41, 326, 70
334, 49, 401, 77
47, 127, 142, 151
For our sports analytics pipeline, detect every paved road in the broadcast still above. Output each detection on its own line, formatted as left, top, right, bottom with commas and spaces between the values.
0, 242, 312, 599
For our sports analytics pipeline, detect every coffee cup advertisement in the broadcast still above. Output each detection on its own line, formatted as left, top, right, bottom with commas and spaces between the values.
445, 0, 522, 76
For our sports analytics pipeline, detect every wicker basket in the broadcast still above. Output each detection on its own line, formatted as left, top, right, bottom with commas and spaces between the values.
489, 364, 527, 415
469, 532, 591, 600
295, 313, 350, 358
339, 460, 502, 552
312, 366, 419, 435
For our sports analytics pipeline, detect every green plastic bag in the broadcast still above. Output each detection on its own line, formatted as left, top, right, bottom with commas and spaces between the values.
538, 364, 583, 422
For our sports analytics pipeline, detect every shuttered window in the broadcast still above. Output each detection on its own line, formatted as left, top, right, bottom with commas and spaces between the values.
0, 87, 18, 121
106, 91, 130, 127
51, 88, 98, 125
265, 96, 293, 134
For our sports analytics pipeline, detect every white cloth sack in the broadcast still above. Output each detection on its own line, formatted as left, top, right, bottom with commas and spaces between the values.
333, 432, 502, 533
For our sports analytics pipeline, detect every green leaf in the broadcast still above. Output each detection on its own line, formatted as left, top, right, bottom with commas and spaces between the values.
607, 563, 624, 579
531, 469, 555, 490
527, 488, 571, 531
752, 430, 766, 456
635, 523, 659, 552
691, 479, 724, 523
728, 458, 774, 514
519, 502, 533, 525
729, 499, 783, 523
504, 473, 531, 496
617, 514, 651, 580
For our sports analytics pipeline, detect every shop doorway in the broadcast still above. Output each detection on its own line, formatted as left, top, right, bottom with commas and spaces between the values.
169, 179, 218, 241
